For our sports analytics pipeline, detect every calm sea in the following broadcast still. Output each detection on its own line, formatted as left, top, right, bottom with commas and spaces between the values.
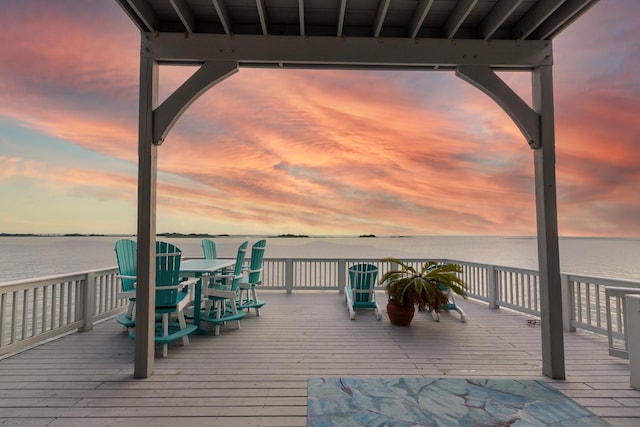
1, 236, 639, 283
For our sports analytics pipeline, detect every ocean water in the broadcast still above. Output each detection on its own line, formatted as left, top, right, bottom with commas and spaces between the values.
1, 235, 639, 284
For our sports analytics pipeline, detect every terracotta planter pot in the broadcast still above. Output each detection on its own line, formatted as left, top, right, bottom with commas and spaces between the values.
386, 300, 415, 326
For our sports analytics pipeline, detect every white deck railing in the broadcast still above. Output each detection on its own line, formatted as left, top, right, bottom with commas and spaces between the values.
1, 258, 639, 358
0, 267, 125, 356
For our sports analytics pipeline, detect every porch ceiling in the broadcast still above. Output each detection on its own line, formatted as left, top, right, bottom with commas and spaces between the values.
116, 0, 599, 69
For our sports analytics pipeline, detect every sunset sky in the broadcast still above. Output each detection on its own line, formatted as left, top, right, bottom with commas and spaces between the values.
0, 1, 638, 237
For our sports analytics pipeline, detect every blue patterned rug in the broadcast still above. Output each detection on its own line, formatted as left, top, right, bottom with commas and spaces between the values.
307, 377, 610, 426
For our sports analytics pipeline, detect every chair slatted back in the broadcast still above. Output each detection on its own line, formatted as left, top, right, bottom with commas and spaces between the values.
115, 239, 137, 293
247, 240, 266, 285
155, 241, 182, 308
202, 239, 217, 259
228, 241, 248, 291
348, 264, 378, 303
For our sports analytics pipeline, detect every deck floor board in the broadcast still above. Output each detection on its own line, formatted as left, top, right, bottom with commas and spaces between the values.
0, 291, 639, 426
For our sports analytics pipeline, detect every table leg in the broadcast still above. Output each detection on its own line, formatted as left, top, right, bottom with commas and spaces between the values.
194, 274, 204, 334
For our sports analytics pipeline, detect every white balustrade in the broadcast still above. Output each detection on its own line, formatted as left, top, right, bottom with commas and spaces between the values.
1, 259, 638, 359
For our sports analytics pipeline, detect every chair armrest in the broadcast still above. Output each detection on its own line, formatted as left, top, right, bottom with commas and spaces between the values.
117, 290, 136, 299
210, 272, 243, 287
180, 277, 199, 287
238, 280, 261, 290
158, 277, 199, 292
204, 288, 236, 299
213, 272, 242, 280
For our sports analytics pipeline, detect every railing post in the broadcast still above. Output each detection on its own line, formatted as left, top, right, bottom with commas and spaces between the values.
561, 273, 575, 332
79, 272, 95, 332
285, 259, 293, 294
338, 259, 346, 294
626, 294, 640, 390
488, 265, 499, 309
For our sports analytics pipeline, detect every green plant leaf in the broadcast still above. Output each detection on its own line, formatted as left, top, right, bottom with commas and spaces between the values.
381, 259, 468, 312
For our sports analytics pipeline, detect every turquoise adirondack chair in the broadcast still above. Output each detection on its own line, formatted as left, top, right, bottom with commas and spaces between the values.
200, 241, 248, 335
201, 238, 225, 286
151, 241, 199, 356
237, 239, 267, 316
127, 241, 199, 357
346, 264, 382, 320
431, 285, 467, 322
427, 263, 467, 322
114, 239, 137, 330
202, 238, 217, 259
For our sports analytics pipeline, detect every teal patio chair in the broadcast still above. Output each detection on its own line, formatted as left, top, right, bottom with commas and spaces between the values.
200, 241, 248, 335
431, 285, 467, 322
426, 263, 467, 323
152, 241, 199, 356
201, 238, 225, 286
346, 264, 381, 320
114, 239, 137, 330
130, 241, 199, 357
202, 238, 217, 259
237, 239, 267, 316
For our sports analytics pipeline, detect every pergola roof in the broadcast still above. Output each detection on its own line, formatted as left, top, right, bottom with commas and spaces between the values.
117, 0, 598, 71
119, 0, 597, 42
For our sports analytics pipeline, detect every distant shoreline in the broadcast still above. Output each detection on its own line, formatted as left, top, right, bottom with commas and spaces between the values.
0, 233, 133, 238
2, 233, 633, 240
0, 232, 379, 238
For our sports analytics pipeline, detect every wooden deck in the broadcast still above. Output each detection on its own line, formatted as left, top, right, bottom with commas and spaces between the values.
0, 291, 639, 426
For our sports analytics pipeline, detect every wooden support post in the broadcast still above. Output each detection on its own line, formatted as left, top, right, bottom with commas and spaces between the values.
533, 65, 565, 380
134, 51, 159, 379
455, 63, 566, 379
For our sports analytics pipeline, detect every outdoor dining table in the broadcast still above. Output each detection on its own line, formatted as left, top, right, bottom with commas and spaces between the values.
180, 258, 236, 333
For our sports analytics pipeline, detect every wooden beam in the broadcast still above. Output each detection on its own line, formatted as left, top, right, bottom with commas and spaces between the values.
532, 65, 565, 380
212, 0, 232, 36
256, 0, 269, 35
530, 0, 598, 40
115, 0, 146, 32
299, 0, 305, 37
169, 0, 197, 34
409, 0, 434, 39
153, 61, 239, 145
124, 0, 159, 33
455, 66, 540, 148
479, 0, 524, 40
444, 0, 478, 39
134, 53, 158, 379
513, 0, 566, 40
143, 34, 552, 69
373, 0, 391, 38
337, 0, 347, 37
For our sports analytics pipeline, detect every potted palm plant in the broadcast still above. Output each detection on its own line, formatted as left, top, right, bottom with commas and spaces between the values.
380, 258, 468, 326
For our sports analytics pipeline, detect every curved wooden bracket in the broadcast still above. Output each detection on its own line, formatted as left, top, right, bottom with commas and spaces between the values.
153, 61, 239, 145
455, 66, 540, 149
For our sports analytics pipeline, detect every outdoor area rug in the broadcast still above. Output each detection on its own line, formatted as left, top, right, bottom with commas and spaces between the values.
307, 377, 610, 426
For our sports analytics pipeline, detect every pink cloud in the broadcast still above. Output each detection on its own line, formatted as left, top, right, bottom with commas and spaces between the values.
0, 3, 138, 98
0, 2, 139, 161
